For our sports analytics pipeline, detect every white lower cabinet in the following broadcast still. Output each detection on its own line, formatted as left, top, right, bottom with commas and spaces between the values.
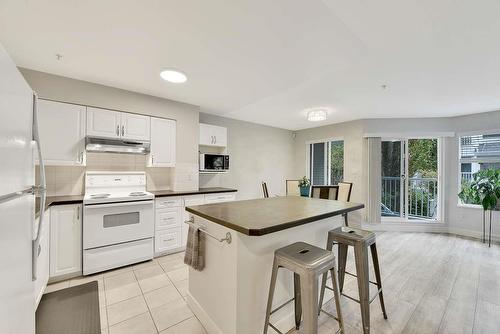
154, 192, 236, 256
154, 197, 183, 256
49, 204, 82, 279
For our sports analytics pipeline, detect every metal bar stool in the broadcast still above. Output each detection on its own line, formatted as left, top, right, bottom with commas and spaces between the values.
319, 227, 387, 334
263, 242, 344, 334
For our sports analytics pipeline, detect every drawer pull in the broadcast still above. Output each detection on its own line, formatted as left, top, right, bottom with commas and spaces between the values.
163, 238, 175, 242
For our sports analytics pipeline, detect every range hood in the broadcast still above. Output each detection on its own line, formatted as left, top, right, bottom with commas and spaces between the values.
85, 137, 150, 155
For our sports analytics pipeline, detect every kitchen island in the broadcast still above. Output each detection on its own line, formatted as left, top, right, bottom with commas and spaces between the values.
185, 196, 364, 334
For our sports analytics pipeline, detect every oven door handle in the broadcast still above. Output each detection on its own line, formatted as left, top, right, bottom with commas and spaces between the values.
84, 200, 154, 209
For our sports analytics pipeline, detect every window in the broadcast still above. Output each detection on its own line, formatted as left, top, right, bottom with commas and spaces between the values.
459, 133, 500, 204
381, 138, 440, 221
309, 140, 344, 185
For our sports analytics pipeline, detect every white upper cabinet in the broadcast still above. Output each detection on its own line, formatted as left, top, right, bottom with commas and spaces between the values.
199, 123, 227, 147
87, 107, 150, 141
121, 113, 150, 141
38, 99, 86, 165
86, 107, 121, 139
149, 117, 176, 167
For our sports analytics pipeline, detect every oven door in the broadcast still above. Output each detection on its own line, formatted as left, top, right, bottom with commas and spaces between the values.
83, 200, 154, 249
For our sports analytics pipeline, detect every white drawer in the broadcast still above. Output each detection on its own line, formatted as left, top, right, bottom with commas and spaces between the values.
155, 197, 183, 208
155, 227, 182, 253
156, 207, 182, 230
204, 193, 236, 204
183, 195, 205, 206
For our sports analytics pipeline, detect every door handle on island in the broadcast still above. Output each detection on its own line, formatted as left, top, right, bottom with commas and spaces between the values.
121, 125, 125, 136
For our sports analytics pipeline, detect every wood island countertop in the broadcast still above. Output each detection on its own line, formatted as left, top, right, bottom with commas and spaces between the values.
185, 196, 364, 236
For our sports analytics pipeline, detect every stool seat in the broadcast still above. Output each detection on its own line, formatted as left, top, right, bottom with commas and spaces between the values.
276, 242, 335, 271
328, 226, 376, 246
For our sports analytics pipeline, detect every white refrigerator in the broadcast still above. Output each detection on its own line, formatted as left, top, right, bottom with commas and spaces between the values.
0, 43, 47, 333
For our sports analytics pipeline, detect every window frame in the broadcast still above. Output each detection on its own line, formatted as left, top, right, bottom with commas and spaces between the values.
457, 128, 500, 208
305, 137, 344, 186
380, 136, 444, 224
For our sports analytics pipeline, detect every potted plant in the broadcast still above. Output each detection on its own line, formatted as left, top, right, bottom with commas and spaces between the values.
459, 168, 500, 245
298, 176, 311, 197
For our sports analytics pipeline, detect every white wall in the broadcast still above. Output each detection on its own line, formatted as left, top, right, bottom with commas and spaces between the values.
199, 113, 296, 200
293, 111, 500, 240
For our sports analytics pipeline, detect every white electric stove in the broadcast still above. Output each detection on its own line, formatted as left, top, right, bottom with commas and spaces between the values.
83, 171, 154, 275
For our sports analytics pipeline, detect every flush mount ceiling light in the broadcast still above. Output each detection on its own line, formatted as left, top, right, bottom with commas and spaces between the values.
160, 69, 187, 83
306, 109, 328, 122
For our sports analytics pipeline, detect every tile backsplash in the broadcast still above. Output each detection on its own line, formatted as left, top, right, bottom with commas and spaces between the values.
37, 152, 181, 196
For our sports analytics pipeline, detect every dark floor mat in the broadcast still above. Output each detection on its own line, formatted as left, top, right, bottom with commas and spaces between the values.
36, 281, 100, 334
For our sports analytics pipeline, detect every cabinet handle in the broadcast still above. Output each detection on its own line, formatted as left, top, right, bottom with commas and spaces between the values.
151, 155, 154, 164
116, 125, 120, 136
214, 136, 217, 144
163, 238, 175, 242
121, 125, 125, 136
76, 207, 80, 220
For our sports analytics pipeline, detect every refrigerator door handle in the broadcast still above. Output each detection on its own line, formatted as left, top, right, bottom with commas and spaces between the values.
31, 93, 47, 281
0, 187, 35, 204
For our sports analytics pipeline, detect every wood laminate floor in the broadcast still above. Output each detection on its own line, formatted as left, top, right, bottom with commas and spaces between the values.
289, 232, 500, 334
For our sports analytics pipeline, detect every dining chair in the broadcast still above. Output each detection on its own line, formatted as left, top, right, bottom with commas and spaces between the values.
337, 182, 353, 226
310, 185, 339, 200
262, 182, 269, 198
285, 180, 300, 196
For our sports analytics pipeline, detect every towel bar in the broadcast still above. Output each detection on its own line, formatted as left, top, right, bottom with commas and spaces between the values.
184, 218, 232, 244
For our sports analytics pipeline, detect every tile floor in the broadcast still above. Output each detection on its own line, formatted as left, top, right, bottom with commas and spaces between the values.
44, 251, 206, 334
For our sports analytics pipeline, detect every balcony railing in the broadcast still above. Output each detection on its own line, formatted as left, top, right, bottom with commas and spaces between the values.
382, 176, 438, 219
461, 171, 474, 181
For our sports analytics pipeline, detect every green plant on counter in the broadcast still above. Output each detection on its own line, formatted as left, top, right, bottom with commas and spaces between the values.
459, 168, 500, 210
298, 176, 310, 188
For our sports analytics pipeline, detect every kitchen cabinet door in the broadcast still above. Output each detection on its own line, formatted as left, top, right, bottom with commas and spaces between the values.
86, 107, 121, 139
38, 100, 86, 165
34, 209, 50, 309
212, 125, 227, 147
49, 204, 82, 278
199, 123, 213, 146
199, 123, 227, 147
149, 117, 176, 167
121, 113, 150, 141
155, 228, 182, 254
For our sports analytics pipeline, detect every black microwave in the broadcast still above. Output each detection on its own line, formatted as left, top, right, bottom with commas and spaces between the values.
199, 154, 230, 172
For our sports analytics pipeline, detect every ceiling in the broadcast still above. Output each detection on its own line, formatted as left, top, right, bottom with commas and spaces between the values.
1, 0, 500, 130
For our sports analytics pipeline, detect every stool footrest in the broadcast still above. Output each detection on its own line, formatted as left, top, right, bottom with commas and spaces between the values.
344, 270, 379, 286
269, 323, 285, 334
270, 297, 295, 315
341, 286, 384, 305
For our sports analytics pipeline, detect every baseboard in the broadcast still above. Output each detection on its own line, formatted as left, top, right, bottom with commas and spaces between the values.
362, 222, 500, 243
186, 292, 223, 334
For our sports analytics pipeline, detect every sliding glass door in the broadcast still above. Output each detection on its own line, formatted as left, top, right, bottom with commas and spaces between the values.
381, 138, 440, 221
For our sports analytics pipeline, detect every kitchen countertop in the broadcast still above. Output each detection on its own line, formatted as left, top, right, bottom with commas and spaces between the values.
185, 196, 364, 236
35, 195, 85, 218
150, 187, 237, 197
34, 187, 237, 217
